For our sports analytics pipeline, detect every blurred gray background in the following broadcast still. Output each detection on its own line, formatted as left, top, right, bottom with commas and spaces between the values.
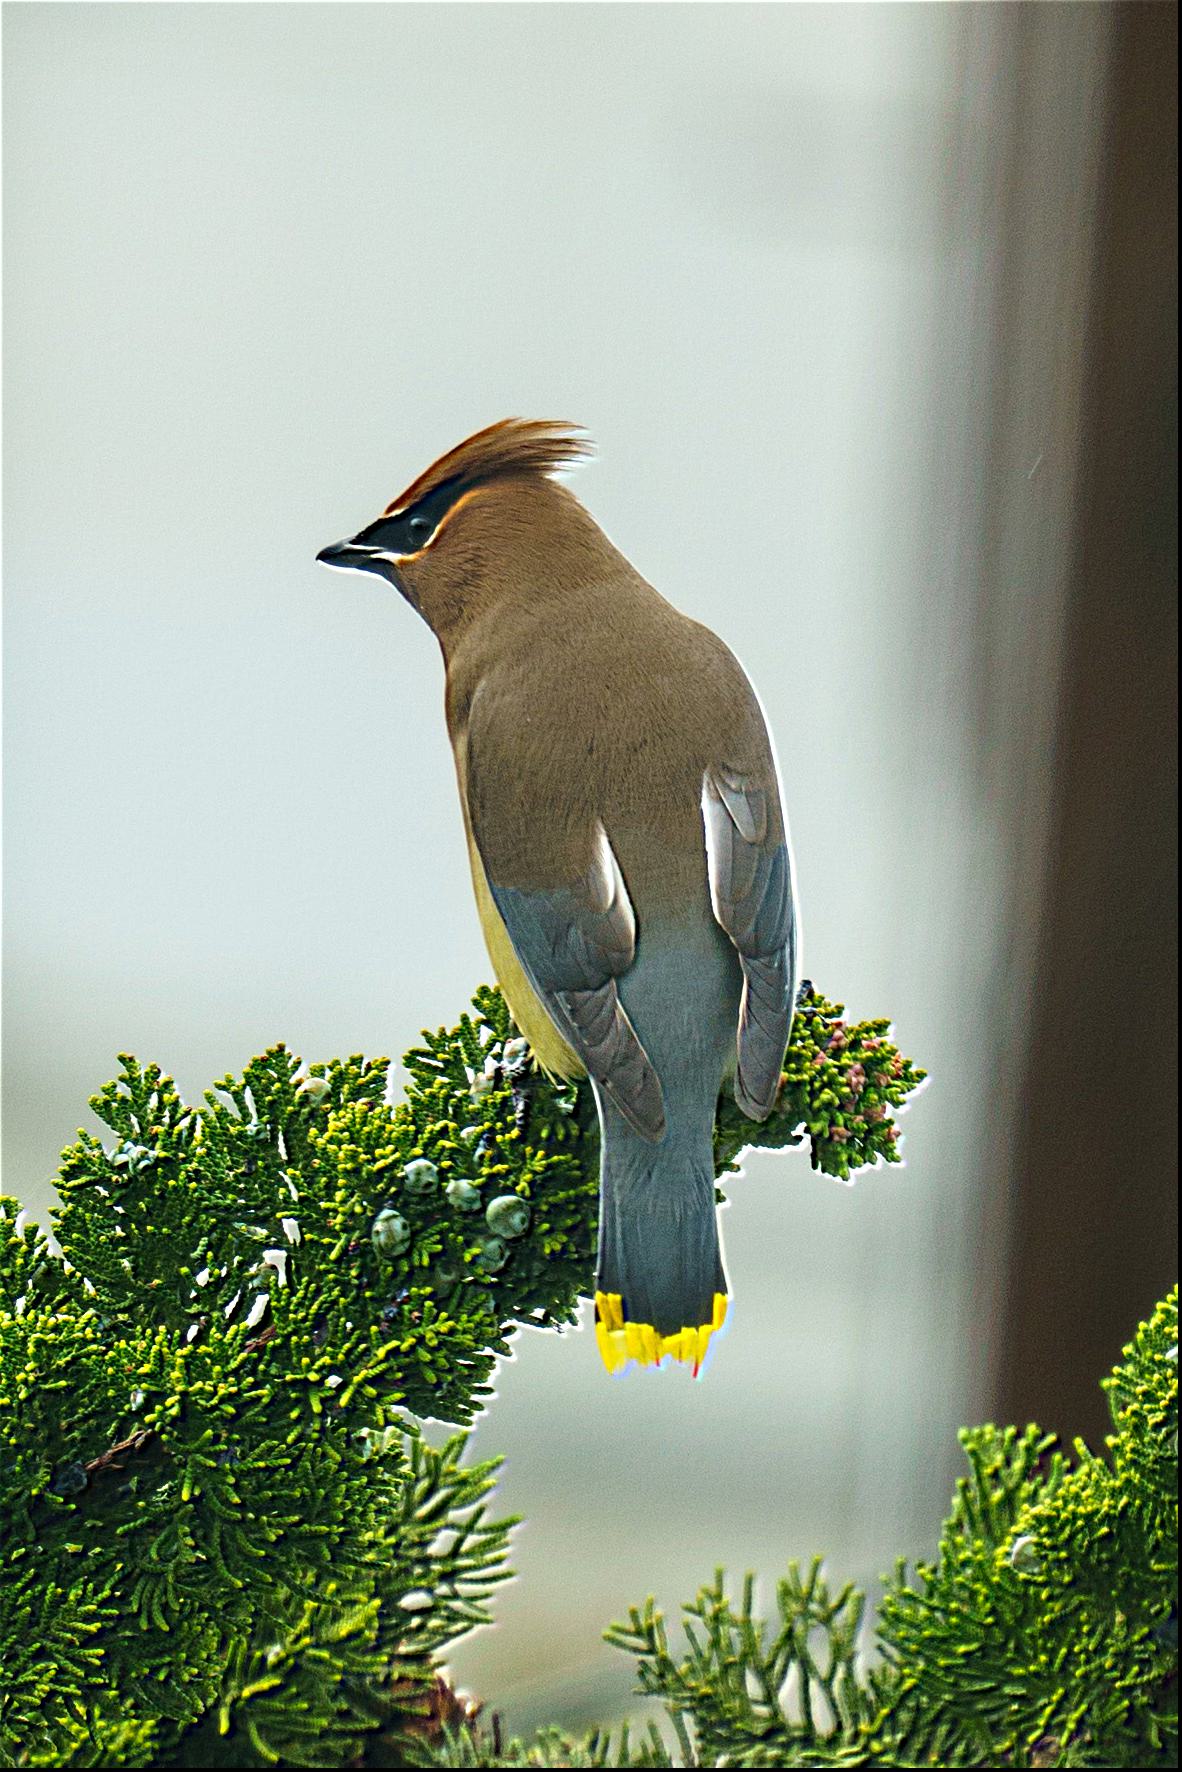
3, 1, 1176, 1739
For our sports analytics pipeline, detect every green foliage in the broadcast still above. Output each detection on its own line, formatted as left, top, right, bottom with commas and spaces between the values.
436, 1290, 1179, 1769
0, 981, 923, 1768
715, 983, 927, 1185
421, 1721, 672, 1769
870, 1290, 1178, 1767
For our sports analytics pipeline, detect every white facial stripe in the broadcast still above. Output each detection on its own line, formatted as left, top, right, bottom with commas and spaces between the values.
319, 545, 388, 575
324, 545, 418, 571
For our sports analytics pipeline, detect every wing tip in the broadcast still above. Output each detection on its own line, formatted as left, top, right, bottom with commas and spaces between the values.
595, 1034, 667, 1143
734, 1063, 786, 1122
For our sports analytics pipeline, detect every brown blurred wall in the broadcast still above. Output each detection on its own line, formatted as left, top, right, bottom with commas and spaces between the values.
998, 0, 1179, 1444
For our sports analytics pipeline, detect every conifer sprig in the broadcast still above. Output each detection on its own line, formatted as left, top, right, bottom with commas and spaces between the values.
427, 1290, 1180, 1770
0, 979, 924, 1767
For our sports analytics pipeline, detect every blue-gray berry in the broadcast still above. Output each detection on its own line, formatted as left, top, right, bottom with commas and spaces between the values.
1009, 1534, 1041, 1574
445, 1178, 482, 1212
403, 1158, 439, 1195
112, 1142, 153, 1172
485, 1195, 530, 1239
371, 1207, 411, 1259
51, 1461, 89, 1498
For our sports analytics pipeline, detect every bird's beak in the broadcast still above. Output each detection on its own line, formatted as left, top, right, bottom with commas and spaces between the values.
316, 538, 365, 569
316, 534, 406, 591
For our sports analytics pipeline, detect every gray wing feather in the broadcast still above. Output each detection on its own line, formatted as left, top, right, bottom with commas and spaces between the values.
487, 826, 667, 1143
703, 765, 798, 1121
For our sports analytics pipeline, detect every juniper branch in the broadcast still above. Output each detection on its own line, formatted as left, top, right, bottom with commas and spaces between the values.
0, 977, 925, 1768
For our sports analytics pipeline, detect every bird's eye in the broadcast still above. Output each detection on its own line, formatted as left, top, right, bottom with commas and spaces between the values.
407, 516, 432, 541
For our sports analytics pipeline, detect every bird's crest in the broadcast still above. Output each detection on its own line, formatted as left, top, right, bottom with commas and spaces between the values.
383, 418, 593, 517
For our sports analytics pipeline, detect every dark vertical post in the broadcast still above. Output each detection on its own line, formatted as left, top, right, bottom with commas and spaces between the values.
997, 1, 1178, 1442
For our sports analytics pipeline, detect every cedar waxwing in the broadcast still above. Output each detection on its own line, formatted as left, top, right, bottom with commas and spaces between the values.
317, 420, 798, 1373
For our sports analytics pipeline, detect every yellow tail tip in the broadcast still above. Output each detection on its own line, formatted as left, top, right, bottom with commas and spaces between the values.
594, 1290, 728, 1375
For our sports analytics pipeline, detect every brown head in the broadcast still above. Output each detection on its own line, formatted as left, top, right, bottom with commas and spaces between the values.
317, 419, 609, 647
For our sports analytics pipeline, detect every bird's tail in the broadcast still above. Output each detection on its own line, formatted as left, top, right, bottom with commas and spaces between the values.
593, 1090, 728, 1375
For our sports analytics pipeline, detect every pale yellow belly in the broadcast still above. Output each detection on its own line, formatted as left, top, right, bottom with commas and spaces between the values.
465, 829, 583, 1079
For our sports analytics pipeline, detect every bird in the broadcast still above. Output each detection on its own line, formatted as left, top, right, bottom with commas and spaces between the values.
317, 420, 798, 1374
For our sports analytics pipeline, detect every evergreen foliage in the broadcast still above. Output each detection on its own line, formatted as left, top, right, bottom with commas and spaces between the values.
0, 979, 918, 1767
714, 981, 926, 1185
433, 1290, 1179, 1770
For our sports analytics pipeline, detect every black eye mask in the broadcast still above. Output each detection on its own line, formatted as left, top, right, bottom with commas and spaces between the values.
356, 476, 465, 556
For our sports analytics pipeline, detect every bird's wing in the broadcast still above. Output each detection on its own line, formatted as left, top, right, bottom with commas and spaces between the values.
702, 762, 798, 1120
463, 711, 666, 1143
